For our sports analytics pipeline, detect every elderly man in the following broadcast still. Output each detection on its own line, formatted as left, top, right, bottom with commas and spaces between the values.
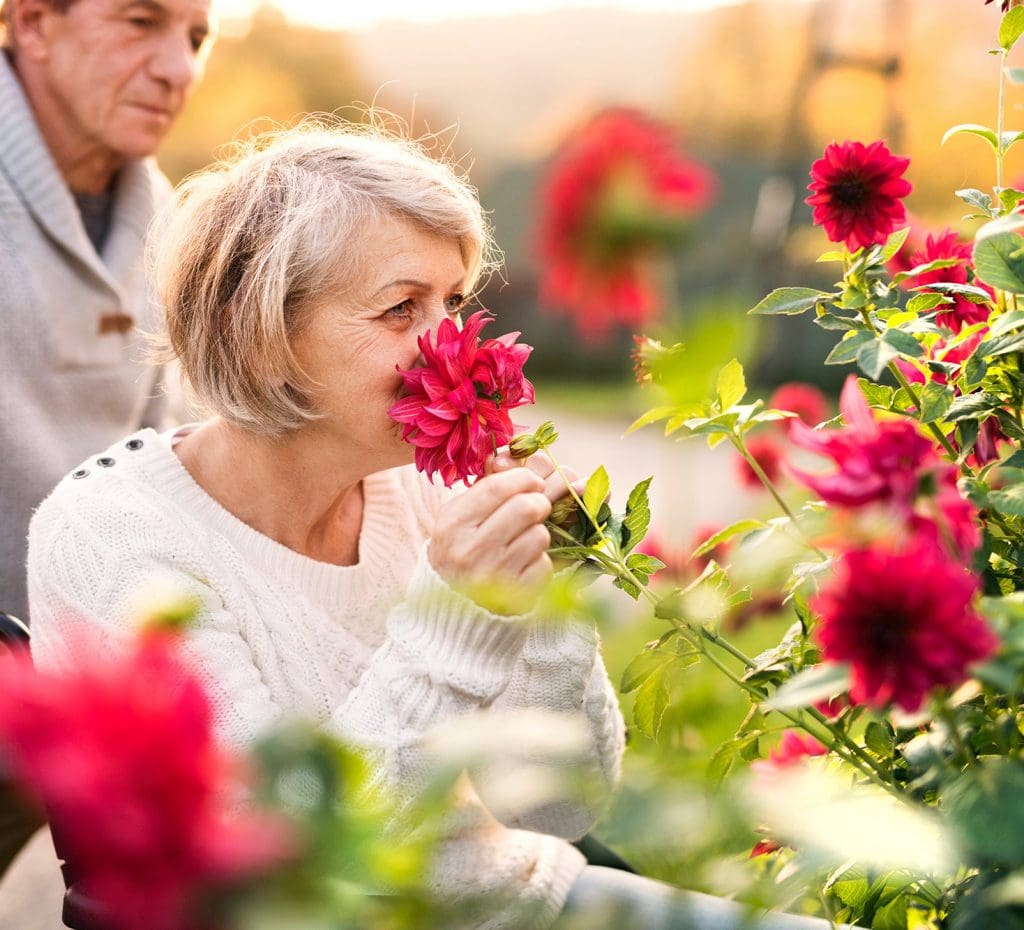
0, 0, 213, 626
0, 1, 212, 925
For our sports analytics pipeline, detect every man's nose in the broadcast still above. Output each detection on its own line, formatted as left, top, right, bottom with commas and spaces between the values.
149, 33, 201, 92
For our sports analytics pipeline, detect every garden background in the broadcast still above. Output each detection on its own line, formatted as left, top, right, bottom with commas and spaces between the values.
1, 0, 1016, 925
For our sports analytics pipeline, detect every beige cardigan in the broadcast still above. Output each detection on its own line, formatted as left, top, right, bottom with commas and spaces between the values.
0, 51, 171, 623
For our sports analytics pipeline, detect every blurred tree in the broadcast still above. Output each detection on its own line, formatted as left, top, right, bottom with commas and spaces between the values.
158, 5, 366, 182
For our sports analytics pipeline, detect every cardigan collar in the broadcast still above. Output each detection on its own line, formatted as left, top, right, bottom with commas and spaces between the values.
0, 51, 162, 302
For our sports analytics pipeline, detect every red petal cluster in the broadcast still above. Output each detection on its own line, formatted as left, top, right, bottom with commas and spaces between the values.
806, 140, 912, 252
754, 731, 828, 772
0, 633, 291, 930
389, 310, 535, 487
537, 108, 716, 341
812, 540, 997, 711
768, 381, 830, 430
734, 434, 785, 490
901, 230, 993, 332
789, 376, 980, 560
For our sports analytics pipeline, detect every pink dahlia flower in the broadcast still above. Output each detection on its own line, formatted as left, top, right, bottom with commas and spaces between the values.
901, 230, 993, 332
0, 632, 292, 930
806, 140, 912, 252
389, 310, 535, 487
812, 539, 997, 712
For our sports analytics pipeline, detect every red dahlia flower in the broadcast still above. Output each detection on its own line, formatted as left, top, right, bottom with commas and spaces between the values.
768, 382, 830, 430
753, 731, 828, 773
806, 140, 912, 252
812, 538, 996, 712
537, 108, 716, 341
902, 230, 993, 332
0, 632, 291, 930
389, 310, 535, 487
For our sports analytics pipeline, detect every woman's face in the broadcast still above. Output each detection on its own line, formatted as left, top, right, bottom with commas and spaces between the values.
289, 214, 469, 471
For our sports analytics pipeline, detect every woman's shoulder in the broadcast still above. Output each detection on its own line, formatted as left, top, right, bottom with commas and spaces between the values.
377, 464, 463, 530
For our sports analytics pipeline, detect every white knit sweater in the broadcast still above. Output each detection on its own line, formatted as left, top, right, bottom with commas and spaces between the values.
27, 427, 626, 929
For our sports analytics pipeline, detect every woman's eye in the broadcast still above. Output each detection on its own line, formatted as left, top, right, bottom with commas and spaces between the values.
444, 294, 466, 315
385, 300, 414, 321
128, 16, 156, 28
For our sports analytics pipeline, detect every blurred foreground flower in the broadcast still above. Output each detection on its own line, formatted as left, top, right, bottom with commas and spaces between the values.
767, 382, 829, 430
0, 632, 292, 930
805, 140, 911, 252
389, 310, 534, 487
537, 108, 715, 341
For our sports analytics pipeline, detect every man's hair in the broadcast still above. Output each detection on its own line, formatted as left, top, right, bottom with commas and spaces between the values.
1, 0, 77, 49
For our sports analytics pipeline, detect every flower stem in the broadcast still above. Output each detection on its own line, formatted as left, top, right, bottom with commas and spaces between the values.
998, 49, 1007, 192
728, 434, 828, 560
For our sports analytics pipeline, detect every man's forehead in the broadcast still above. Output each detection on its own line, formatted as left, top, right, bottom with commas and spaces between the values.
91, 0, 212, 23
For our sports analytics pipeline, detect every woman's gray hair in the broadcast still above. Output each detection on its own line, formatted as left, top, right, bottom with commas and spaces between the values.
151, 117, 496, 435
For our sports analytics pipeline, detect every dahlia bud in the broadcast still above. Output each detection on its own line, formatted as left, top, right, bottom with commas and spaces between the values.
510, 421, 559, 458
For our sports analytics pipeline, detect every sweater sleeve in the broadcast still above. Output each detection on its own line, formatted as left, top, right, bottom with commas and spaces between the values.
478, 616, 626, 840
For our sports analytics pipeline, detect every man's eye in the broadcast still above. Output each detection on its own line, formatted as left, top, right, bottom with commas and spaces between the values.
128, 16, 156, 28
445, 294, 466, 315
190, 30, 208, 52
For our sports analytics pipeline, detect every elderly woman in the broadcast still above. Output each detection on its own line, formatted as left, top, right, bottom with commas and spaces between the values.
27, 123, 844, 930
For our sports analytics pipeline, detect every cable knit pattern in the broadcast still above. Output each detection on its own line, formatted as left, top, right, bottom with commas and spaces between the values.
27, 427, 626, 930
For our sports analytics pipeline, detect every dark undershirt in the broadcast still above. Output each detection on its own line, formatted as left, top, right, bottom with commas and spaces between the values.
72, 188, 115, 254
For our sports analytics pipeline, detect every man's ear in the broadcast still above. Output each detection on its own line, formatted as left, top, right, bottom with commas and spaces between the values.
9, 0, 59, 62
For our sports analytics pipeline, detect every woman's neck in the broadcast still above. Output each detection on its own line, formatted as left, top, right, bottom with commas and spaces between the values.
174, 420, 366, 566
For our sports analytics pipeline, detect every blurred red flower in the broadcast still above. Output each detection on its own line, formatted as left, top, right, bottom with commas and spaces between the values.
389, 310, 535, 487
768, 382, 829, 430
806, 140, 911, 252
0, 632, 291, 930
754, 731, 828, 772
536, 108, 716, 341
812, 538, 996, 712
735, 434, 785, 489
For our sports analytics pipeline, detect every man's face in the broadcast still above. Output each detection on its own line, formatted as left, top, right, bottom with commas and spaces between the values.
25, 0, 212, 161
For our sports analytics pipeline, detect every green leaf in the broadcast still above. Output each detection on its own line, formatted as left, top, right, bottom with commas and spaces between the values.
625, 553, 665, 576
814, 312, 860, 331
582, 465, 610, 519
825, 330, 874, 365
988, 483, 1024, 518
859, 380, 895, 409
956, 188, 995, 212
1000, 449, 1024, 469
976, 331, 1024, 358
912, 281, 994, 302
1001, 187, 1024, 213
749, 286, 831, 316
691, 519, 766, 557
857, 337, 900, 380
633, 666, 670, 739
872, 894, 909, 930
622, 477, 652, 552
963, 354, 988, 389
919, 382, 955, 423
1008, 67, 1024, 84
817, 249, 846, 263
877, 226, 911, 263
716, 358, 746, 409
906, 292, 948, 315
881, 328, 924, 358
864, 721, 894, 757
626, 405, 679, 435
1001, 6, 1024, 51
620, 649, 674, 693
990, 309, 1024, 338
942, 123, 999, 152
764, 663, 852, 711
974, 229, 1024, 295
706, 740, 736, 787
945, 392, 1002, 422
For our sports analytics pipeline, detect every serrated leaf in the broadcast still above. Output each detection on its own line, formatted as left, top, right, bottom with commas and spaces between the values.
942, 123, 999, 152
706, 740, 736, 787
963, 355, 988, 388
988, 483, 1024, 517
749, 287, 831, 316
956, 188, 995, 212
906, 292, 948, 315
1001, 187, 1024, 212
974, 230, 1024, 294
859, 380, 895, 409
911, 281, 994, 302
882, 328, 924, 357
977, 330, 1024, 358
716, 358, 746, 408
825, 330, 874, 365
1001, 5, 1024, 51
990, 309, 1024, 337
814, 312, 860, 331
626, 405, 678, 435
691, 519, 766, 557
945, 392, 1002, 422
622, 477, 652, 552
612, 576, 642, 600
919, 382, 955, 423
633, 667, 670, 739
764, 663, 852, 711
626, 553, 665, 575
857, 337, 900, 379
878, 226, 911, 263
582, 466, 609, 519
620, 649, 674, 693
